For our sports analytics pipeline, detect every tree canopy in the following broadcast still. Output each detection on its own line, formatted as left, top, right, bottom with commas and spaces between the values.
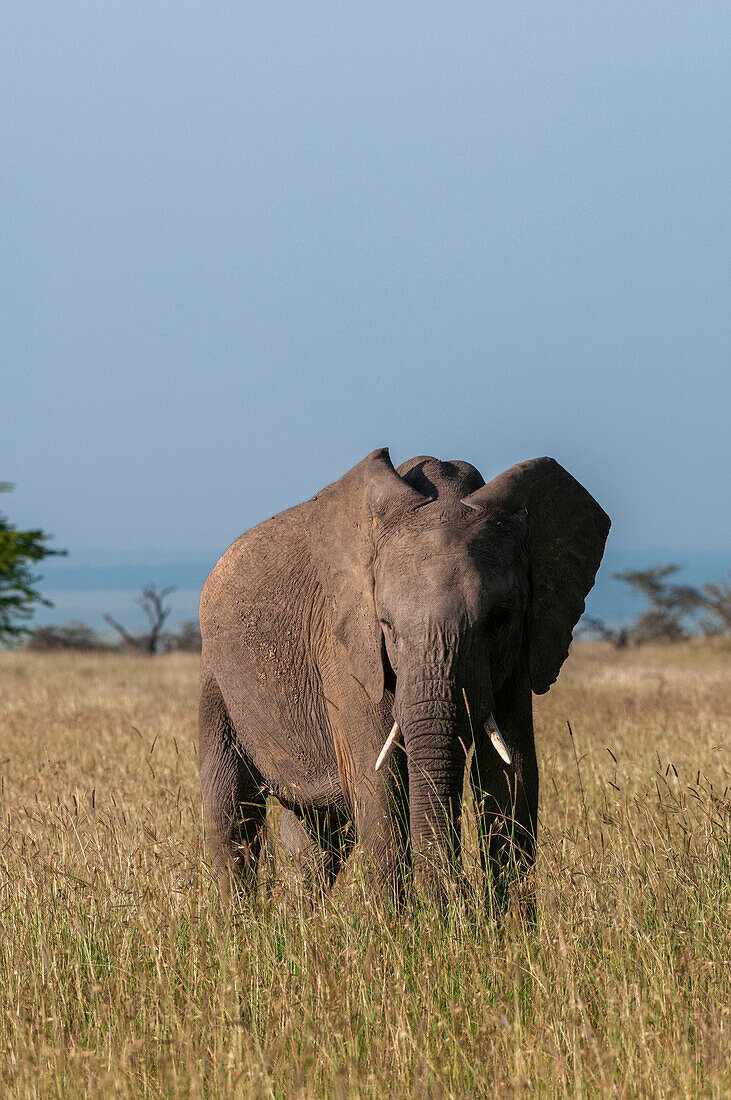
0, 484, 66, 644
584, 563, 731, 645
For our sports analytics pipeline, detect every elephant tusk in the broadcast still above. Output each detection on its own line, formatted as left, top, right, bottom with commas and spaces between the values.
485, 714, 512, 765
375, 722, 400, 771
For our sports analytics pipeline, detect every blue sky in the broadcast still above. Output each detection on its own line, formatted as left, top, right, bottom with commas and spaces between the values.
3, 2, 730, 608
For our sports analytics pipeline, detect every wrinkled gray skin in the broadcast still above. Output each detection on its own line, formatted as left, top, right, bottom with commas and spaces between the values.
199, 450, 610, 904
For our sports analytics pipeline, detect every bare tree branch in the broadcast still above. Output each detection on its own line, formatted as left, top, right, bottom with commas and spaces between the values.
105, 584, 177, 654
103, 614, 144, 651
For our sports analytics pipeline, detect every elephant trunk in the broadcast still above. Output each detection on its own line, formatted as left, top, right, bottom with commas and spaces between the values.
395, 671, 476, 889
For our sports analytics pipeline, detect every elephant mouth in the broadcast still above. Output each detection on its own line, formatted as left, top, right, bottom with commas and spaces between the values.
373, 714, 511, 772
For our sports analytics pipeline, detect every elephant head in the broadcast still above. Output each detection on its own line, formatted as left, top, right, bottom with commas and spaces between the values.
313, 448, 610, 883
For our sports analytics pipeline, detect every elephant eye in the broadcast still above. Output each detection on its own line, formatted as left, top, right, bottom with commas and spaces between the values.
379, 618, 393, 631
487, 604, 511, 628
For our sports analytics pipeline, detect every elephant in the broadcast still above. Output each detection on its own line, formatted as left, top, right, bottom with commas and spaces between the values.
199, 449, 610, 905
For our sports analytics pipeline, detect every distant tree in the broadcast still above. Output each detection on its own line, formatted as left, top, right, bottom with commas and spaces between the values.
579, 616, 629, 648
698, 575, 731, 636
0, 483, 66, 645
26, 621, 110, 652
104, 584, 176, 654
162, 619, 202, 652
26, 615, 203, 654
613, 564, 707, 643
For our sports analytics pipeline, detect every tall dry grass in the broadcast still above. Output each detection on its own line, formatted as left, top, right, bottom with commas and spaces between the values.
0, 642, 728, 1098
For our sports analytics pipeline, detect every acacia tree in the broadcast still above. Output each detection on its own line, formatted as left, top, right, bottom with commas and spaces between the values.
586, 565, 731, 645
0, 484, 66, 645
698, 576, 731, 635
0, 481, 66, 642
613, 564, 706, 642
579, 616, 629, 647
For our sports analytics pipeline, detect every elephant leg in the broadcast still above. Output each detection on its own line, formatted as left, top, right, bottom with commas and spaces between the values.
199, 676, 267, 899
353, 756, 410, 907
470, 670, 539, 915
471, 748, 538, 914
278, 804, 354, 892
277, 806, 323, 887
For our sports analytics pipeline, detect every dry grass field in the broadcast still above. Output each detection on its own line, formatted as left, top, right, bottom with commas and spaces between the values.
0, 642, 729, 1098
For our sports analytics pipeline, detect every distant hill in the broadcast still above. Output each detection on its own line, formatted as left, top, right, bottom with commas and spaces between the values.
32, 548, 730, 635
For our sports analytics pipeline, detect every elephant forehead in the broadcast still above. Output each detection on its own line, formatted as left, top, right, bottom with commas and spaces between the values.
375, 522, 517, 594
375, 513, 521, 564
375, 519, 468, 562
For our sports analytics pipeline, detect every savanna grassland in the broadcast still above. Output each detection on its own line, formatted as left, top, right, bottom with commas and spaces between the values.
0, 643, 728, 1098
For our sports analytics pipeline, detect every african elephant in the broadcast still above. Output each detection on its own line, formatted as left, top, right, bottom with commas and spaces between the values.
199, 449, 609, 903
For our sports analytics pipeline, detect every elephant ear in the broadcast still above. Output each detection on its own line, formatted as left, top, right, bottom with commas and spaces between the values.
462, 458, 610, 694
309, 448, 428, 705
